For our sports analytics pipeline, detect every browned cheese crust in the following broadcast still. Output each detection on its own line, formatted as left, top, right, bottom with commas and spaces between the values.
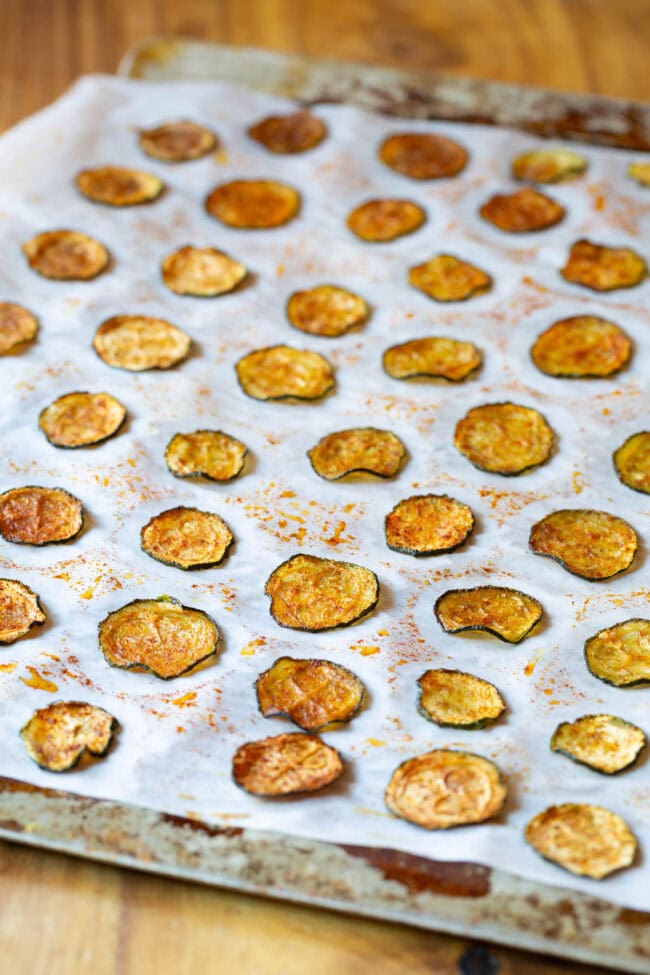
255, 657, 365, 731
409, 254, 492, 302
379, 133, 468, 180
139, 120, 217, 161
346, 199, 425, 242
206, 179, 300, 229
21, 701, 117, 772
0, 578, 46, 643
531, 316, 632, 378
308, 427, 405, 480
236, 345, 334, 401
164, 430, 248, 482
0, 486, 83, 545
0, 303, 38, 354
75, 166, 164, 206
525, 804, 637, 879
561, 239, 647, 292
141, 507, 234, 569
529, 509, 637, 580
93, 315, 191, 371
161, 246, 247, 296
286, 285, 368, 337
385, 494, 474, 556
22, 230, 109, 280
585, 619, 650, 687
454, 402, 554, 475
418, 669, 505, 729
248, 110, 327, 153
383, 336, 482, 382
38, 391, 126, 448
613, 432, 650, 494
480, 188, 565, 232
512, 148, 587, 184
551, 714, 645, 774
434, 585, 543, 643
232, 732, 343, 796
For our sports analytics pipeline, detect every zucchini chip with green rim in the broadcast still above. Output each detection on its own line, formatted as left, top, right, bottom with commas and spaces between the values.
561, 239, 647, 292
584, 619, 650, 687
286, 285, 368, 338
512, 148, 587, 184
236, 345, 334, 401
480, 188, 565, 233
21, 701, 117, 773
409, 254, 492, 302
232, 732, 343, 796
0, 578, 46, 644
76, 166, 164, 206
346, 199, 425, 242
613, 431, 650, 495
385, 749, 506, 829
139, 120, 217, 161
165, 429, 247, 482
22, 230, 109, 281
308, 427, 405, 480
525, 804, 637, 879
255, 657, 365, 731
385, 494, 474, 556
265, 554, 379, 632
0, 303, 38, 354
531, 316, 632, 378
0, 486, 83, 546
629, 162, 650, 187
206, 179, 300, 229
418, 669, 505, 729
98, 596, 219, 679
454, 402, 554, 476
248, 110, 327, 154
161, 246, 247, 297
379, 133, 468, 180
435, 586, 543, 644
383, 336, 482, 382
529, 509, 637, 580
39, 391, 126, 448
551, 714, 645, 774
93, 315, 191, 371
141, 507, 233, 570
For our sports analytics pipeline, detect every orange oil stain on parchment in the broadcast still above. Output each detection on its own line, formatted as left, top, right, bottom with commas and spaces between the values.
171, 692, 197, 708
0, 662, 17, 674
241, 637, 267, 656
20, 666, 57, 692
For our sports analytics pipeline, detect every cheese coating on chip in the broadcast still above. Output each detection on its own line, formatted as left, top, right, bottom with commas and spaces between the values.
512, 148, 587, 184
21, 701, 117, 773
39, 391, 126, 448
525, 804, 637, 879
409, 254, 491, 302
346, 199, 425, 242
0, 303, 38, 354
22, 230, 109, 280
232, 732, 343, 796
165, 430, 248, 482
383, 336, 482, 382
286, 285, 368, 338
75, 166, 164, 206
418, 669, 505, 728
530, 316, 632, 378
248, 110, 326, 153
529, 509, 637, 580
385, 494, 474, 556
236, 345, 334, 401
139, 120, 217, 161
308, 428, 405, 480
141, 507, 233, 570
255, 657, 365, 731
206, 179, 300, 229
551, 714, 645, 774
585, 619, 650, 687
161, 246, 247, 296
0, 486, 83, 546
93, 315, 191, 371
561, 239, 647, 292
613, 432, 650, 494
628, 162, 650, 187
434, 585, 543, 643
0, 578, 46, 644
454, 402, 554, 475
479, 188, 565, 232
379, 133, 468, 180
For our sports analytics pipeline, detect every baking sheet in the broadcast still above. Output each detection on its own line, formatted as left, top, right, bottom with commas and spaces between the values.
0, 75, 648, 911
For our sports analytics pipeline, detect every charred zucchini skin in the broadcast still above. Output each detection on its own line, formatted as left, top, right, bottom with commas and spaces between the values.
454, 400, 554, 477
433, 585, 543, 644
254, 655, 365, 731
613, 431, 650, 496
0, 578, 46, 644
235, 345, 335, 402
385, 494, 474, 557
0, 485, 85, 546
139, 507, 234, 570
38, 391, 127, 449
164, 430, 248, 483
20, 702, 118, 772
307, 427, 406, 481
416, 669, 505, 729
529, 509, 638, 581
584, 619, 650, 687
550, 714, 646, 774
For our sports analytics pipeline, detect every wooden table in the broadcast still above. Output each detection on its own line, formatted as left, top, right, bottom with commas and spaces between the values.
0, 2, 644, 973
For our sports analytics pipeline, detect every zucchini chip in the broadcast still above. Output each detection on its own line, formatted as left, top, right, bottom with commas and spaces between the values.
530, 316, 632, 378
551, 714, 645, 774
141, 507, 233, 569
232, 732, 343, 796
248, 110, 327, 154
205, 179, 300, 229
0, 578, 46, 644
529, 509, 637, 580
38, 391, 126, 448
255, 656, 365, 731
93, 315, 191, 372
629, 162, 650, 187
76, 166, 163, 206
584, 619, 650, 687
98, 596, 219, 679
561, 239, 647, 292
385, 494, 474, 556
479, 188, 565, 233
308, 428, 405, 480
236, 345, 334, 401
434, 586, 543, 644
265, 553, 379, 632
383, 336, 482, 382
0, 486, 83, 546
512, 148, 587, 184
346, 199, 425, 242
0, 302, 38, 354
21, 701, 117, 773
22, 230, 109, 281
161, 246, 247, 297
418, 669, 505, 729
525, 804, 637, 879
409, 254, 492, 302
165, 429, 247, 482
613, 431, 650, 495
139, 120, 217, 161
379, 132, 468, 180
454, 402, 554, 476
286, 285, 368, 338
385, 749, 506, 829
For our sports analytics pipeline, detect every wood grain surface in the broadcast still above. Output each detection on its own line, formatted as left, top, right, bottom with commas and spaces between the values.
0, 2, 645, 973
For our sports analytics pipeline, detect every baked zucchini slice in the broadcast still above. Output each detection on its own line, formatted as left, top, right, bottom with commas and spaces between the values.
205, 179, 300, 229
232, 732, 343, 796
613, 431, 650, 495
561, 239, 647, 292
0, 302, 38, 354
161, 246, 247, 297
248, 110, 327, 153
308, 427, 405, 480
454, 402, 554, 476
530, 316, 632, 378
385, 749, 506, 829
141, 507, 234, 570
21, 701, 117, 773
98, 596, 219, 680
385, 494, 474, 556
93, 315, 191, 371
584, 618, 650, 687
418, 669, 505, 728
628, 162, 650, 187
383, 336, 482, 382
139, 120, 217, 161
511, 148, 587, 184
286, 285, 368, 338
236, 345, 334, 401
525, 804, 637, 879
22, 230, 109, 281
0, 578, 46, 644
38, 391, 126, 448
164, 429, 248, 482
75, 166, 164, 206
346, 199, 425, 242
379, 132, 468, 180
265, 553, 379, 632
255, 656, 365, 731
551, 714, 645, 774
408, 254, 492, 302
0, 486, 83, 546
479, 188, 565, 232
529, 509, 637, 580
434, 585, 543, 643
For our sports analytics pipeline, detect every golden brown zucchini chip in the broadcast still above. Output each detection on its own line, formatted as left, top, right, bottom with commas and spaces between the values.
529, 509, 637, 580
385, 749, 506, 829
255, 657, 365, 731
98, 596, 219, 679
205, 179, 300, 229
418, 669, 505, 729
0, 579, 46, 644
454, 402, 554, 476
165, 430, 247, 482
93, 315, 191, 371
434, 586, 543, 644
551, 714, 645, 774
0, 486, 83, 546
232, 732, 343, 796
385, 494, 474, 556
383, 336, 482, 382
22, 230, 109, 281
141, 507, 233, 570
530, 316, 632, 378
0, 303, 38, 354
346, 199, 425, 242
38, 391, 126, 448
525, 804, 637, 879
561, 239, 647, 292
248, 110, 327, 154
408, 254, 492, 302
629, 162, 650, 187
479, 188, 565, 233
286, 285, 368, 338
613, 431, 650, 495
21, 701, 117, 773
584, 619, 650, 687
76, 166, 163, 206
265, 554, 379, 632
308, 428, 405, 481
379, 132, 468, 180
161, 246, 247, 297
139, 120, 217, 161
236, 345, 334, 401
512, 148, 587, 184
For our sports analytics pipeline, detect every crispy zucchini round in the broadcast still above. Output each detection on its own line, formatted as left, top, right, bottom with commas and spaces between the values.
379, 132, 468, 180
454, 402, 554, 476
551, 714, 645, 774
525, 804, 637, 879
161, 246, 247, 297
628, 162, 650, 187
141, 507, 234, 570
286, 285, 368, 338
385, 749, 506, 829
139, 120, 217, 161
383, 336, 482, 382
38, 391, 126, 448
529, 509, 637, 580
530, 316, 632, 378
255, 656, 365, 731
480, 188, 565, 233
0, 302, 38, 354
205, 179, 300, 229
408, 254, 492, 302
248, 110, 327, 153
98, 596, 219, 679
613, 431, 650, 495
434, 585, 543, 644
232, 732, 343, 796
22, 230, 109, 281
0, 486, 83, 546
346, 199, 425, 242
0, 578, 46, 644
584, 619, 650, 687
561, 239, 647, 292
265, 553, 379, 632
385, 494, 474, 556
75, 166, 164, 206
512, 148, 587, 184
418, 669, 505, 729
93, 315, 191, 371
21, 701, 117, 773
308, 427, 405, 480
236, 345, 334, 401
165, 430, 248, 482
